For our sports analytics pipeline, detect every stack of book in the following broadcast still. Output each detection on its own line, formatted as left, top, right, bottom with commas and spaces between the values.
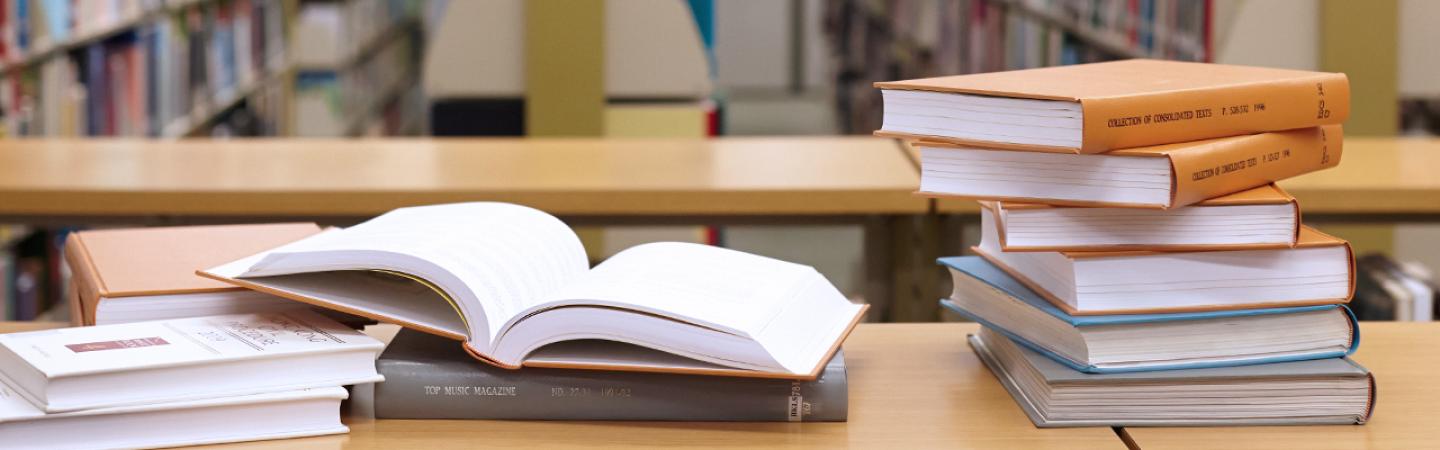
877, 59, 1376, 427
0, 310, 385, 448
0, 202, 866, 447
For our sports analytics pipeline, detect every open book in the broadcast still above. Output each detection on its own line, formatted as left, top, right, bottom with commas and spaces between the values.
202, 203, 866, 379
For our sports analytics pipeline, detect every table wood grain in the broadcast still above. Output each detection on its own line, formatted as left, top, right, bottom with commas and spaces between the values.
0, 137, 925, 217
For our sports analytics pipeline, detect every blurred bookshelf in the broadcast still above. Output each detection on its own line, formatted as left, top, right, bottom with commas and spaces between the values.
824, 0, 1210, 134
0, 0, 423, 139
0, 0, 424, 321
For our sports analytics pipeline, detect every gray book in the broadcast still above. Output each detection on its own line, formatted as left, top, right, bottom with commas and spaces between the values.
969, 327, 1375, 427
374, 330, 847, 421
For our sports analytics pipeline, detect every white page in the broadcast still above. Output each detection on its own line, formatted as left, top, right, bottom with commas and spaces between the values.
228, 203, 590, 343
488, 241, 861, 373
535, 242, 817, 338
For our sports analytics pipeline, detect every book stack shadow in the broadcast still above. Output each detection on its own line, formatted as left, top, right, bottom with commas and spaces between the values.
877, 59, 1375, 427
1, 203, 867, 448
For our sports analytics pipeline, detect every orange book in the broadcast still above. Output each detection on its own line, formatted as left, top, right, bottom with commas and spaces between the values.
982, 184, 1301, 252
875, 59, 1349, 154
916, 125, 1340, 209
65, 223, 323, 326
974, 220, 1355, 315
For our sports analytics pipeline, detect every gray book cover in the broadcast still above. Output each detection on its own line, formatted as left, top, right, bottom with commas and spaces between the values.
374, 330, 847, 421
968, 328, 1375, 427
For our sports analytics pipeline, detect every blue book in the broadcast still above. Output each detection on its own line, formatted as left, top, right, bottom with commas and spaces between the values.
939, 256, 1359, 373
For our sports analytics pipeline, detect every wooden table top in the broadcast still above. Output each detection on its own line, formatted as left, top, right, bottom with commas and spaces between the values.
0, 137, 926, 217
930, 137, 1440, 214
1122, 321, 1434, 450
0, 322, 1123, 449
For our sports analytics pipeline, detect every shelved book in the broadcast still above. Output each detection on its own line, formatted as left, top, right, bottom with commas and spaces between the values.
375, 329, 848, 421
202, 202, 866, 380
980, 184, 1300, 251
0, 310, 383, 412
914, 125, 1341, 208
939, 256, 1357, 373
969, 327, 1374, 427
876, 59, 1349, 153
0, 385, 349, 449
64, 223, 324, 325
976, 212, 1355, 314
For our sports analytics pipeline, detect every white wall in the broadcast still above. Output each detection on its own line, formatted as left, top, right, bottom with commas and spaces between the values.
1399, 0, 1440, 96
1211, 0, 1318, 70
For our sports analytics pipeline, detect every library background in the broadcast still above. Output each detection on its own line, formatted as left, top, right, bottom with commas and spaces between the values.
3, 0, 1435, 323
0, 0, 1434, 447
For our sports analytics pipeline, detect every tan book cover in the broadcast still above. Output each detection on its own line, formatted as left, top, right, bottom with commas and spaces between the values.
876, 59, 1349, 153
973, 226, 1356, 315
921, 125, 1341, 209
982, 184, 1302, 251
64, 223, 323, 325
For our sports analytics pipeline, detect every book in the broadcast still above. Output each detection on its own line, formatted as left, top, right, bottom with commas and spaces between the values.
374, 329, 848, 421
64, 223, 325, 326
201, 202, 867, 380
969, 327, 1374, 427
875, 59, 1349, 153
939, 256, 1358, 373
976, 213, 1355, 315
915, 125, 1341, 209
0, 310, 383, 412
1353, 254, 1437, 321
0, 384, 349, 449
981, 184, 1301, 251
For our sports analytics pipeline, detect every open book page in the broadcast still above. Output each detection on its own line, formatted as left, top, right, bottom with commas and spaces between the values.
210, 203, 589, 346
495, 242, 864, 374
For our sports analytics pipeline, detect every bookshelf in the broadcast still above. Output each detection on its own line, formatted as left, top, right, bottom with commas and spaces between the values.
288, 0, 423, 136
0, 0, 292, 138
825, 0, 1211, 134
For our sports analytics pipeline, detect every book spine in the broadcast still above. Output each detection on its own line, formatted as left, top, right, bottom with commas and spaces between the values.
1167, 125, 1341, 208
374, 357, 848, 422
1081, 72, 1349, 153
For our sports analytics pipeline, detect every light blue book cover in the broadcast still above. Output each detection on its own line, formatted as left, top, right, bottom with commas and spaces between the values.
938, 256, 1359, 373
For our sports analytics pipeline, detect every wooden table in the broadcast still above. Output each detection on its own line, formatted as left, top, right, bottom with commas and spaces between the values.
1121, 321, 1432, 450
0, 137, 924, 219
929, 137, 1440, 216
0, 322, 1125, 449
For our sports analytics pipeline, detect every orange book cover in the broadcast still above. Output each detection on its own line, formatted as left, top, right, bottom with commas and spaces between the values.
64, 223, 323, 325
973, 226, 1356, 316
982, 183, 1302, 252
920, 125, 1341, 209
876, 59, 1349, 154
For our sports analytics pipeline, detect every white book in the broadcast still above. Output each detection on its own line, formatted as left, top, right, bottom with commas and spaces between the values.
201, 202, 866, 380
975, 209, 1355, 315
0, 384, 348, 450
0, 310, 383, 413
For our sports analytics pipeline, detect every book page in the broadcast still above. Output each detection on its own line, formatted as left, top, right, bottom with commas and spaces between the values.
228, 203, 590, 343
540, 242, 817, 337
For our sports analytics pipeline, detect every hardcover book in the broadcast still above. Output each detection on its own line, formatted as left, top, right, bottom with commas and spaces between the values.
939, 256, 1358, 373
375, 329, 848, 421
876, 59, 1349, 153
980, 184, 1300, 251
915, 125, 1341, 209
969, 327, 1374, 427
64, 223, 324, 326
202, 202, 866, 380
0, 310, 383, 412
0, 385, 349, 449
975, 211, 1355, 315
